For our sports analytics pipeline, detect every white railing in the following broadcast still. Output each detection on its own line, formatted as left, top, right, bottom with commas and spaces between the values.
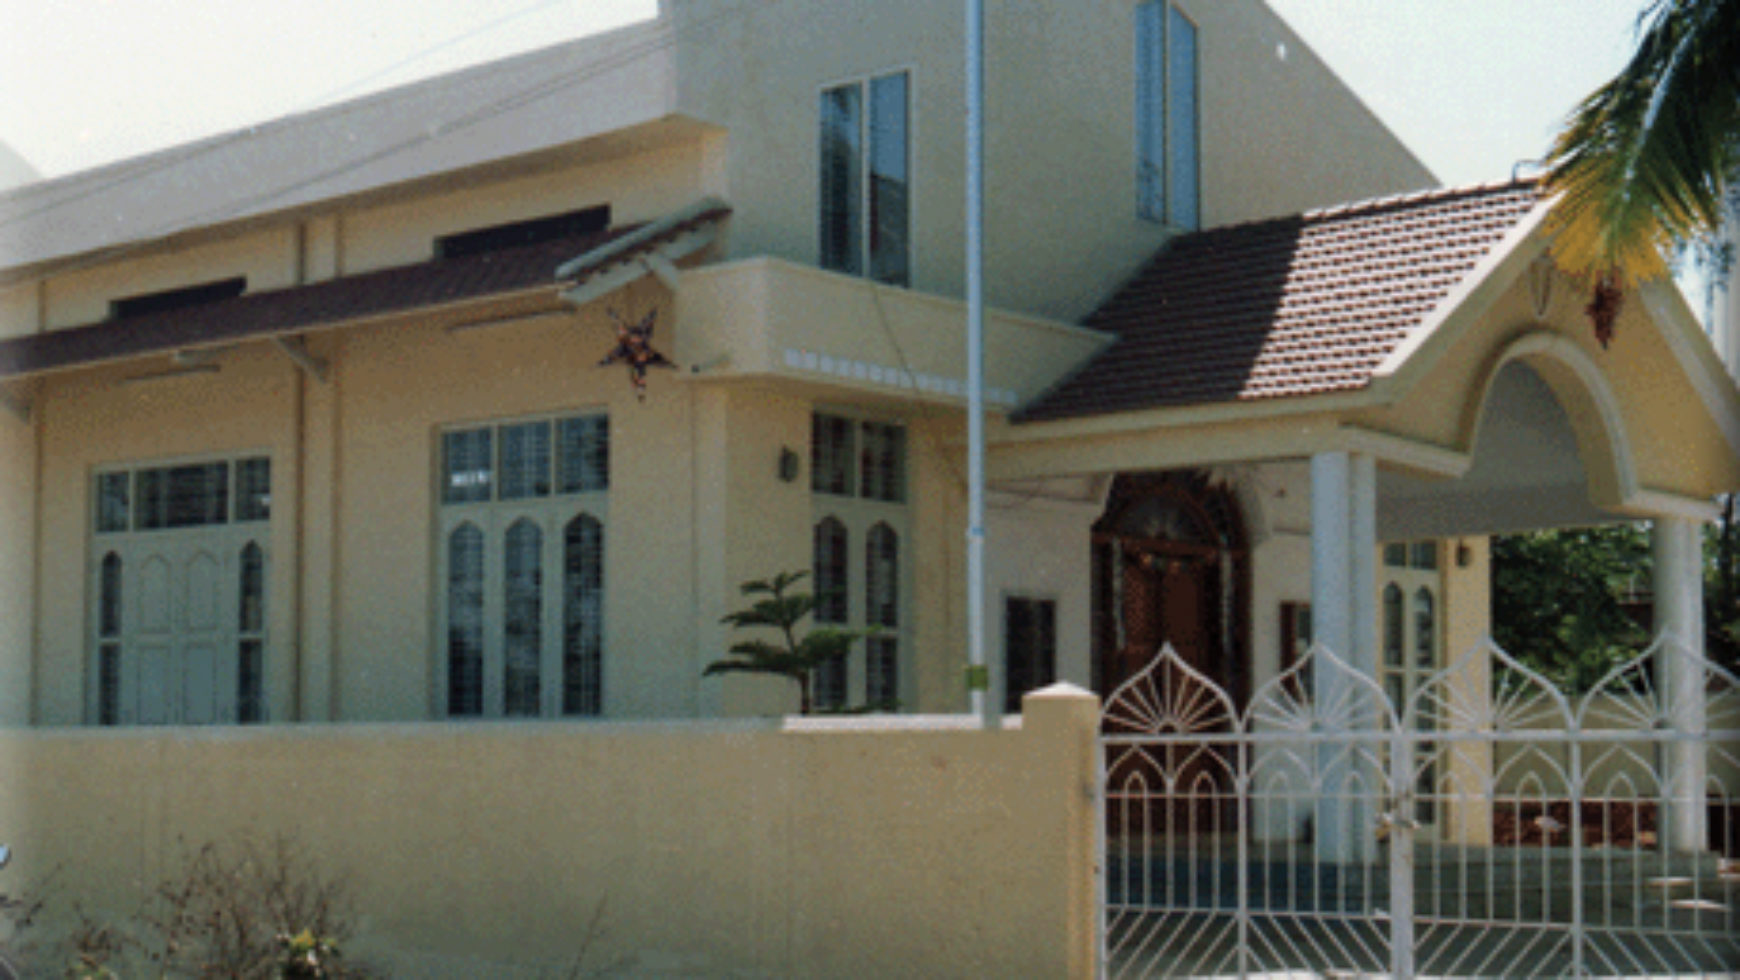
1098, 636, 1740, 979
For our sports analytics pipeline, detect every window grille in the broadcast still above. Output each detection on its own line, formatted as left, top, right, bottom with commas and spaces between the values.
439, 412, 609, 719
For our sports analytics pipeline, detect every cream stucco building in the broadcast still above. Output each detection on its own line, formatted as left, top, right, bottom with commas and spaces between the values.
0, 0, 1734, 749
4, 2, 1740, 974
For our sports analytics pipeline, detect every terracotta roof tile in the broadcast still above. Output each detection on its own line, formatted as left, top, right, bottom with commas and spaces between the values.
1017, 180, 1542, 422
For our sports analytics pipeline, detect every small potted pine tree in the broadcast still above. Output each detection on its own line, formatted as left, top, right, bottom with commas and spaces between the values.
704, 571, 864, 715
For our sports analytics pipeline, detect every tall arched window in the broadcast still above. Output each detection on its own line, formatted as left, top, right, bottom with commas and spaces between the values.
865, 522, 900, 707
1379, 539, 1444, 826
438, 412, 610, 719
1413, 587, 1436, 668
564, 514, 604, 716
810, 412, 909, 712
447, 523, 486, 716
812, 516, 850, 710
503, 519, 544, 716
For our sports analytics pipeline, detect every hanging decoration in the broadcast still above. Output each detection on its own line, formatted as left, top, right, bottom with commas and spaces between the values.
599, 307, 675, 400
1584, 272, 1623, 349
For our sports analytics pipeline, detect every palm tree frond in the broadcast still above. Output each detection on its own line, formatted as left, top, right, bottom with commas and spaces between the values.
1543, 0, 1740, 299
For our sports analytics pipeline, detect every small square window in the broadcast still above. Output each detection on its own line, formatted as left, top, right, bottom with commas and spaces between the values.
558, 415, 610, 493
442, 429, 494, 504
859, 422, 906, 503
811, 414, 856, 496
1410, 541, 1439, 570
499, 421, 553, 500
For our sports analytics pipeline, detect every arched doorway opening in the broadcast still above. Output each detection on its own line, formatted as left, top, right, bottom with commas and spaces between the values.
1091, 470, 1251, 708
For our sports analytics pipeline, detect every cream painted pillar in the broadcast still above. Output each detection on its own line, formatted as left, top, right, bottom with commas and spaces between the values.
1311, 451, 1379, 863
1652, 515, 1707, 854
0, 412, 36, 725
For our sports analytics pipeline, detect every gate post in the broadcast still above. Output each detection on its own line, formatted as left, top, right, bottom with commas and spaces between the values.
1025, 683, 1104, 979
1387, 726, 1415, 979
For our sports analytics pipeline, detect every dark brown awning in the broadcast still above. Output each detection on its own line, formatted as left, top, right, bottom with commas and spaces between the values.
0, 202, 730, 381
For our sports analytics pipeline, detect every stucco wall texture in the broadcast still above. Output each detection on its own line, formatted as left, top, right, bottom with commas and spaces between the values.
0, 686, 1101, 978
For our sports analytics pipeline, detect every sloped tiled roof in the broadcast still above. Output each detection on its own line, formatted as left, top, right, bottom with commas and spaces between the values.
1017, 180, 1543, 423
0, 203, 730, 380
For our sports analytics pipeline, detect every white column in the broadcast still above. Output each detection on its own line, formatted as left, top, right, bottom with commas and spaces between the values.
1349, 454, 1379, 682
1652, 515, 1708, 854
1310, 452, 1352, 663
1310, 451, 1378, 863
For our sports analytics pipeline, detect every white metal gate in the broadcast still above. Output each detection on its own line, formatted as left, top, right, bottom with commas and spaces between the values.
1098, 638, 1740, 978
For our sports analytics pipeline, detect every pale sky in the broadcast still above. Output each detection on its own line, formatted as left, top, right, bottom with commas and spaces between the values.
0, 0, 1646, 188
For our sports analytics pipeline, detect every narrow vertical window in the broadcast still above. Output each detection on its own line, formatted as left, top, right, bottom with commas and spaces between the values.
1004, 597, 1057, 714
1165, 6, 1199, 230
1383, 584, 1404, 667
819, 83, 864, 276
503, 519, 543, 716
1411, 585, 1438, 822
1135, 0, 1165, 220
98, 648, 121, 727
1413, 587, 1435, 667
563, 514, 605, 716
98, 552, 123, 725
812, 516, 850, 710
867, 72, 910, 286
447, 523, 485, 716
237, 542, 265, 724
1135, 2, 1198, 229
865, 522, 900, 708
821, 71, 910, 285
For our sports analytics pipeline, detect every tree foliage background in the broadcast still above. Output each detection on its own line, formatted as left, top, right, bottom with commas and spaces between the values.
1492, 498, 1740, 691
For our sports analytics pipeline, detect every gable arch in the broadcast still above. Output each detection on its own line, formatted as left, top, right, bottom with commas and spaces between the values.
1462, 330, 1637, 509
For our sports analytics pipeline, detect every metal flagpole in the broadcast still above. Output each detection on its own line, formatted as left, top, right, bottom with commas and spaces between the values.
965, 0, 997, 728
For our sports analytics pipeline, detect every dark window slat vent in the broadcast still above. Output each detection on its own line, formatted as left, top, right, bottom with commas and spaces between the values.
436, 205, 611, 260
111, 277, 246, 320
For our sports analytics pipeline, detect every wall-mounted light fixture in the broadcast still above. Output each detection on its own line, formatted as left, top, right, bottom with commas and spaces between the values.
1456, 540, 1473, 568
778, 447, 801, 483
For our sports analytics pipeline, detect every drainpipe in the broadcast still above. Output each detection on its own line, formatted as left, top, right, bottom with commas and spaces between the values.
966, 0, 996, 728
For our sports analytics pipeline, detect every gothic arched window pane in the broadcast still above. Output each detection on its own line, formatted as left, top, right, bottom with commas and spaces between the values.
1413, 587, 1435, 668
447, 523, 485, 716
503, 519, 543, 716
563, 514, 604, 716
1383, 584, 1404, 667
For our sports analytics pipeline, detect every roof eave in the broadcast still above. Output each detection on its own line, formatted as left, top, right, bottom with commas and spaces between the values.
1363, 196, 1555, 404
1000, 384, 1386, 445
